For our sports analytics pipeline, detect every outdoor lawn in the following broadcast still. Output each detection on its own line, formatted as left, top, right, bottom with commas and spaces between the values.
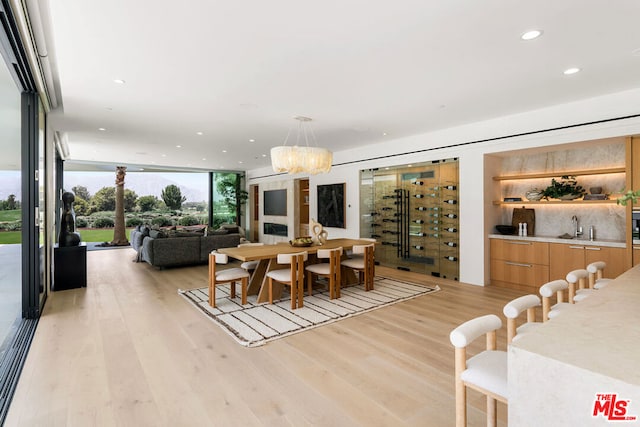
0, 228, 135, 245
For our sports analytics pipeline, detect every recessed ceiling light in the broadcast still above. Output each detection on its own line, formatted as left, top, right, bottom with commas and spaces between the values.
140, 168, 145, 171
261, 154, 267, 157
176, 145, 182, 148
249, 139, 255, 142
238, 161, 243, 164
113, 79, 125, 84
196, 131, 203, 136
161, 154, 166, 157
521, 30, 543, 41
98, 127, 106, 131
202, 158, 206, 161
382, 132, 387, 136
563, 67, 581, 75
222, 150, 227, 153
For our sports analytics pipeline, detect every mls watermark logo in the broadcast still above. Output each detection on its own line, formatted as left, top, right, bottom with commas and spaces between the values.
593, 394, 637, 421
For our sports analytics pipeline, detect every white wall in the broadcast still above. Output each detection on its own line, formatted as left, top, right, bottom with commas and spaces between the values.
247, 87, 640, 286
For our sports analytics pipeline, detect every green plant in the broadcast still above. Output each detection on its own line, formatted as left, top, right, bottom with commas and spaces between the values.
126, 217, 143, 227
75, 217, 88, 228
151, 216, 173, 227
617, 189, 640, 206
93, 217, 115, 228
178, 215, 200, 226
541, 176, 585, 200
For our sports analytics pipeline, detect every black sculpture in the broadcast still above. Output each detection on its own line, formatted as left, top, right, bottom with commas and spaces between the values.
59, 191, 81, 247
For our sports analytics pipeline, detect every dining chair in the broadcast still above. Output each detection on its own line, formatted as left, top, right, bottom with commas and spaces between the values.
539, 279, 570, 321
266, 251, 308, 309
502, 294, 541, 344
208, 251, 250, 308
305, 247, 343, 299
566, 269, 592, 303
449, 314, 507, 427
586, 261, 612, 289
237, 242, 264, 275
341, 243, 375, 291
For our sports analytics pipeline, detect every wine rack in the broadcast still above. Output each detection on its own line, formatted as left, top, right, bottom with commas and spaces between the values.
359, 159, 459, 280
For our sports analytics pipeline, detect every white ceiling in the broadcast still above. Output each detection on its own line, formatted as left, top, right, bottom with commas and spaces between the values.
31, 0, 640, 172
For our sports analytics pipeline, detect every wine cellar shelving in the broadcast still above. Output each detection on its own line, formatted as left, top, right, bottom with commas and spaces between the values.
360, 158, 459, 279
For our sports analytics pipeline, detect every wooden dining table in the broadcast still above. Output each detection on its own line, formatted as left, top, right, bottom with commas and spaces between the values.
218, 238, 375, 303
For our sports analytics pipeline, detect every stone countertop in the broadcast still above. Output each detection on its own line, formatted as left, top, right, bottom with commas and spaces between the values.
508, 263, 640, 425
488, 233, 625, 248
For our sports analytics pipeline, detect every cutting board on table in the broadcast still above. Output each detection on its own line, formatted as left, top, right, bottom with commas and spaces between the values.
511, 207, 535, 235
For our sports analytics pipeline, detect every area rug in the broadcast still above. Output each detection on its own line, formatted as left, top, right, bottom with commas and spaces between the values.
178, 277, 440, 347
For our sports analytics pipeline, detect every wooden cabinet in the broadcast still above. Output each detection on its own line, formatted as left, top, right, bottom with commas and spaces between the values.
490, 239, 549, 292
549, 243, 627, 280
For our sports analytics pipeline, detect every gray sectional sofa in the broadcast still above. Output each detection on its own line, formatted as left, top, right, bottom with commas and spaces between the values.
130, 225, 242, 268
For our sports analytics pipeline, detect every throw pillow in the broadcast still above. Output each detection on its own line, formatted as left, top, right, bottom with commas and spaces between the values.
149, 230, 166, 239
219, 224, 239, 234
211, 229, 228, 235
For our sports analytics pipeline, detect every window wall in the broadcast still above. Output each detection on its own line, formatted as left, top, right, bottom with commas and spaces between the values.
0, 36, 23, 365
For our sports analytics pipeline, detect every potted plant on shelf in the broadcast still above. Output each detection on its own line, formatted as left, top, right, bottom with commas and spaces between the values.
541, 176, 586, 200
616, 189, 640, 206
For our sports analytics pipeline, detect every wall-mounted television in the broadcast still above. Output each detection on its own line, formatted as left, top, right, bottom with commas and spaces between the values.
263, 189, 287, 216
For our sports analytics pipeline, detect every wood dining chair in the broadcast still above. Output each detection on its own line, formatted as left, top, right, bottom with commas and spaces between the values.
449, 314, 507, 427
266, 251, 308, 309
208, 251, 250, 308
305, 247, 343, 299
341, 243, 375, 291
237, 242, 264, 276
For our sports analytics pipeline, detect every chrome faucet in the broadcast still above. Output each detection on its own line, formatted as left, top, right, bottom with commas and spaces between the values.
571, 215, 583, 238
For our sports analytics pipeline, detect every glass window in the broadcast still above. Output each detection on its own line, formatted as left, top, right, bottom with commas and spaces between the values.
0, 47, 23, 358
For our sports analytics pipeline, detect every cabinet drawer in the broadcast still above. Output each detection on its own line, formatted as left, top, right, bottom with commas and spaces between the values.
490, 259, 549, 287
490, 239, 549, 265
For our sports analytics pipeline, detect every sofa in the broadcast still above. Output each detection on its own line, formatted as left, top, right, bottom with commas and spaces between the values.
130, 225, 243, 268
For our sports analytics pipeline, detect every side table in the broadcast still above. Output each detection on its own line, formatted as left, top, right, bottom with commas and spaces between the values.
53, 242, 87, 291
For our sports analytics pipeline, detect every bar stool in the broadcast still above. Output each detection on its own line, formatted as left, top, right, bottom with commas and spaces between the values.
449, 314, 507, 427
587, 261, 612, 290
341, 244, 375, 291
502, 294, 541, 344
208, 252, 250, 308
539, 279, 570, 322
566, 269, 593, 303
266, 251, 308, 309
305, 247, 343, 299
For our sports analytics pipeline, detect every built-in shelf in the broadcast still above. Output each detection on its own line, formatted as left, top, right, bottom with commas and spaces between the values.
493, 167, 625, 181
494, 199, 620, 206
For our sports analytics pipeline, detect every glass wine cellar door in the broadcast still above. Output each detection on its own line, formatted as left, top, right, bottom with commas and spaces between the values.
360, 159, 459, 280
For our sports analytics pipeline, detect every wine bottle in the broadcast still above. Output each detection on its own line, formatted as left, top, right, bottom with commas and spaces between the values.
444, 213, 457, 219
430, 226, 439, 231
412, 181, 424, 185
383, 230, 400, 235
442, 185, 457, 190
444, 241, 457, 247
428, 233, 440, 238
443, 227, 458, 232
381, 207, 393, 211
370, 234, 382, 238
382, 218, 400, 223
410, 232, 426, 237
413, 245, 424, 250
430, 213, 439, 218
413, 219, 424, 224
414, 194, 424, 198
370, 223, 381, 227
430, 220, 439, 224
443, 199, 457, 204
444, 255, 458, 261
415, 206, 427, 211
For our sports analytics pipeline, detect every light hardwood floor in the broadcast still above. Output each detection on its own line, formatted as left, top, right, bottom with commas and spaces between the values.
6, 248, 523, 426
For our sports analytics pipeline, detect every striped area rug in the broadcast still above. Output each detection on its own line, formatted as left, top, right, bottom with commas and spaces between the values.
179, 277, 440, 347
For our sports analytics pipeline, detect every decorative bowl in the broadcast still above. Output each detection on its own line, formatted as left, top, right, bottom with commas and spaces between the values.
495, 225, 517, 235
557, 194, 582, 200
524, 189, 544, 201
290, 237, 313, 247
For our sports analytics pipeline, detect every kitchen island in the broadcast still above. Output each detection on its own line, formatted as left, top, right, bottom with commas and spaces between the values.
508, 263, 640, 425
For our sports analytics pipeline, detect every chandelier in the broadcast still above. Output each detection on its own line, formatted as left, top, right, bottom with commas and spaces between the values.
271, 116, 332, 175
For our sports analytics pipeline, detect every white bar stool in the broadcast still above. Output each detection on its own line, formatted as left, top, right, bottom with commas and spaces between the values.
539, 279, 570, 321
503, 294, 541, 344
586, 261, 612, 289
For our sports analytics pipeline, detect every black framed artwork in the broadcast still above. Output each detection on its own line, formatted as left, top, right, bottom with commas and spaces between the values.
317, 183, 345, 228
